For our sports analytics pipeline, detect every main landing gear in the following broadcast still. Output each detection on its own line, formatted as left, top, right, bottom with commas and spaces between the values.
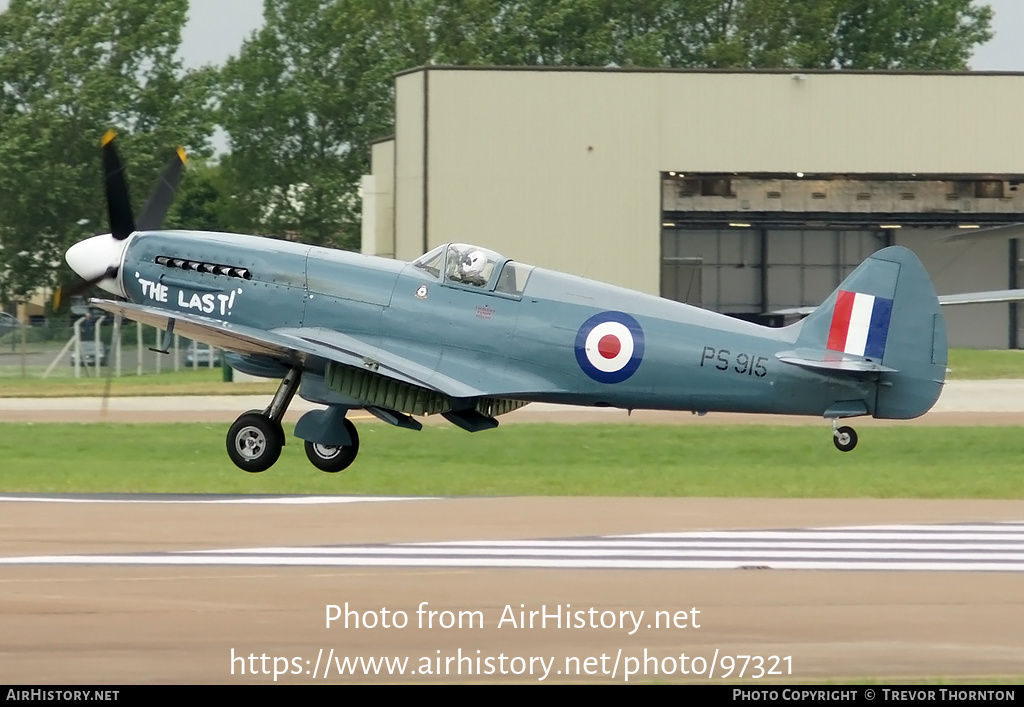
303, 418, 360, 473
831, 419, 858, 452
224, 367, 362, 474
227, 411, 286, 473
226, 367, 300, 473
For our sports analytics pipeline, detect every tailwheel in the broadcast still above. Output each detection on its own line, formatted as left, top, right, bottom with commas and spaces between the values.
304, 418, 360, 473
832, 425, 858, 452
227, 412, 284, 473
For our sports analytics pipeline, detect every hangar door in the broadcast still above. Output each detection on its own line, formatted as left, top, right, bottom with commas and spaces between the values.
660, 228, 885, 320
660, 172, 1024, 343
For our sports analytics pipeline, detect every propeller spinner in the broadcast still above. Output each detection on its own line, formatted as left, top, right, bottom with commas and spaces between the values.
56, 131, 187, 309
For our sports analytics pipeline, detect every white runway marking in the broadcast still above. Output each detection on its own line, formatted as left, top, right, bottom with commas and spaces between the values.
3, 522, 1023, 571
0, 495, 435, 505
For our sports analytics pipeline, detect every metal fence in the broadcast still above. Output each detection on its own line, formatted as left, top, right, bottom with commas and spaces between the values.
0, 317, 222, 379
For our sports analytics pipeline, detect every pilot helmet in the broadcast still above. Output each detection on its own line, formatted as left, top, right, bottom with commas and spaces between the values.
463, 250, 486, 274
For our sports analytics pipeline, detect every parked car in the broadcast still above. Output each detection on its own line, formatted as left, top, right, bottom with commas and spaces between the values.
184, 344, 221, 367
70, 341, 108, 367
69, 302, 107, 323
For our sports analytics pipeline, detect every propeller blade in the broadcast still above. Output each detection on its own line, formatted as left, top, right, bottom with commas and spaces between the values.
100, 312, 122, 417
137, 147, 187, 231
101, 130, 136, 240
53, 265, 120, 310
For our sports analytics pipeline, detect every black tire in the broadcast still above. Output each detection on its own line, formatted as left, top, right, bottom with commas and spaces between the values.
833, 426, 858, 452
304, 418, 360, 473
227, 412, 284, 473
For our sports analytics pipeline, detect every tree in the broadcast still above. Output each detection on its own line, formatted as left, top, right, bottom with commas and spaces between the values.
167, 161, 232, 232
829, 0, 993, 70
634, 0, 993, 70
383, 1, 993, 70
219, 0, 392, 247
217, 0, 992, 251
0, 0, 215, 303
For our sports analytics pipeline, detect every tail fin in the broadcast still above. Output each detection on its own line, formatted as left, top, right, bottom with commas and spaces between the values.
794, 246, 947, 419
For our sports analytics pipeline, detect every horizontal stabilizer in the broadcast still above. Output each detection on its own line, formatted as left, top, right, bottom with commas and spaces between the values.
775, 349, 898, 374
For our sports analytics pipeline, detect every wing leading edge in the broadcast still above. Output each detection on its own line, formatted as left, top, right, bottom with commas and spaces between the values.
774, 289, 1024, 316
88, 299, 488, 400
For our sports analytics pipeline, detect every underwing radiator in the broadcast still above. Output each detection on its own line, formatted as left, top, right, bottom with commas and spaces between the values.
324, 362, 527, 418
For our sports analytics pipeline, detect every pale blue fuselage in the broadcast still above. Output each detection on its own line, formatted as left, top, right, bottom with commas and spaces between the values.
121, 230, 884, 419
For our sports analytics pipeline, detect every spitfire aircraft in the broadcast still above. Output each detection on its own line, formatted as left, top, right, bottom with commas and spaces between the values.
63, 134, 950, 473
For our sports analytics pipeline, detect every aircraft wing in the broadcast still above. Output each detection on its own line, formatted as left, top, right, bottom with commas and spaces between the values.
937, 223, 1024, 243
773, 289, 1024, 317
771, 305, 816, 316
89, 299, 487, 399
936, 289, 1024, 306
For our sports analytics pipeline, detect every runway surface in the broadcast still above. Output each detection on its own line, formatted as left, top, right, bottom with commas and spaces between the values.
3, 499, 1022, 572
4, 379, 1024, 423
2, 494, 1023, 684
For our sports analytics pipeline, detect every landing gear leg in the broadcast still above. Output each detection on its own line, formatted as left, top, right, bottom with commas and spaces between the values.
226, 367, 302, 472
831, 418, 858, 452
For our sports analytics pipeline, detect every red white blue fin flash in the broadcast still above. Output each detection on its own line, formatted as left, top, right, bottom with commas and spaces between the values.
827, 290, 893, 359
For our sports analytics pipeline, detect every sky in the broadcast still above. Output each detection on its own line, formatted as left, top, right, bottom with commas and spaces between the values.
0, 0, 1020, 70
968, 0, 1024, 71
176, 0, 264, 70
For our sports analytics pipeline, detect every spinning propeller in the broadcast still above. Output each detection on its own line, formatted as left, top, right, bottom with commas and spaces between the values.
57, 132, 188, 414
55, 131, 187, 309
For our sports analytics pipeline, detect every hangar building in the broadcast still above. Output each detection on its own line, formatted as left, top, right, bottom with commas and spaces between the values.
362, 67, 1024, 348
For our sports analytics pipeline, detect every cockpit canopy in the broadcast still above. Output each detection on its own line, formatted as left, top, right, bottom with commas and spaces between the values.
412, 243, 534, 297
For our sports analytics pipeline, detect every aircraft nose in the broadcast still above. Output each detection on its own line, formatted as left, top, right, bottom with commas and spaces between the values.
65, 233, 129, 298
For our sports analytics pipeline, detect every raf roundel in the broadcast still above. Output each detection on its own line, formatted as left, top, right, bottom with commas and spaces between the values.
574, 311, 645, 383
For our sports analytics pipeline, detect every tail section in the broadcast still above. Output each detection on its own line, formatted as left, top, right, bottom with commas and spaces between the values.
793, 246, 947, 419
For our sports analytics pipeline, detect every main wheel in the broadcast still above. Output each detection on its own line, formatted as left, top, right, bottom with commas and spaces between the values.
304, 418, 360, 473
833, 426, 858, 452
227, 412, 284, 473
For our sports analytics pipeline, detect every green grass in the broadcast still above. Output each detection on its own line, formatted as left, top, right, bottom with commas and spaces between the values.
945, 348, 1024, 379
0, 368, 276, 397
1, 422, 1021, 498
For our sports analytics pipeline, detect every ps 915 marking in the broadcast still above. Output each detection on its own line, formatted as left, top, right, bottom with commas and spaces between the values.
700, 346, 768, 378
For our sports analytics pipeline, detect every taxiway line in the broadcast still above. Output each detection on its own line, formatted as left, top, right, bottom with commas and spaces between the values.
4, 523, 1022, 571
